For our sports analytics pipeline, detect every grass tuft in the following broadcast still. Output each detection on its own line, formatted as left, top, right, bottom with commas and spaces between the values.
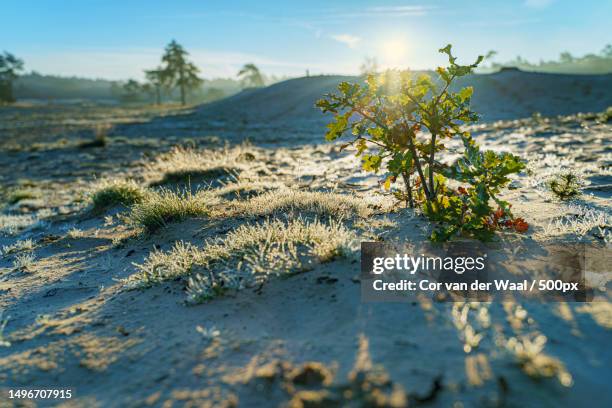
150, 167, 237, 187
129, 218, 357, 301
548, 172, 583, 200
145, 144, 260, 187
8, 189, 41, 205
12, 252, 36, 272
235, 188, 372, 219
91, 179, 148, 212
128, 188, 209, 233
1, 239, 34, 257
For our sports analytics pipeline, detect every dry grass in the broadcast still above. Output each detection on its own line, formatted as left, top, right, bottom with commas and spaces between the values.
129, 217, 357, 302
127, 188, 209, 233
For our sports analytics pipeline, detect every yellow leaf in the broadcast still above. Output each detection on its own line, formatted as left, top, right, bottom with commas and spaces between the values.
441, 196, 450, 208
384, 177, 392, 191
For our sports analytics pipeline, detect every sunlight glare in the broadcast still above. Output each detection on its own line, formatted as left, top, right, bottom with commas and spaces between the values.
380, 38, 409, 67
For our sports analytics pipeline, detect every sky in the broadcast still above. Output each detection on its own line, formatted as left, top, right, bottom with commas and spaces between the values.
2, 0, 611, 81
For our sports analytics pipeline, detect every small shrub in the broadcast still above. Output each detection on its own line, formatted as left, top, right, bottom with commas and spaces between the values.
91, 179, 148, 212
548, 172, 582, 200
128, 188, 209, 233
317, 44, 526, 241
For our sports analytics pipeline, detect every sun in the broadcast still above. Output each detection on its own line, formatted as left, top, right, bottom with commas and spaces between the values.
380, 38, 409, 67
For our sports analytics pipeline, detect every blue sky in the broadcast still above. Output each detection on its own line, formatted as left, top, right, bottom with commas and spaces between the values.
2, 0, 611, 80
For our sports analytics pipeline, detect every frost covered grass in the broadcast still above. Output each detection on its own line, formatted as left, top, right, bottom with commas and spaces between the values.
12, 252, 36, 272
67, 228, 86, 239
542, 204, 609, 239
234, 188, 372, 219
0, 214, 45, 236
127, 188, 209, 233
128, 218, 357, 302
1, 239, 34, 256
90, 179, 148, 212
524, 152, 610, 194
145, 144, 262, 187
212, 179, 282, 201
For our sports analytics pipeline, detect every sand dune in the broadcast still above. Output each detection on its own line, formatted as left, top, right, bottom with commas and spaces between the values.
193, 70, 612, 142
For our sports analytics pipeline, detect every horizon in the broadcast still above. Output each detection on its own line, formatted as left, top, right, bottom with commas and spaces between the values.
2, 0, 612, 81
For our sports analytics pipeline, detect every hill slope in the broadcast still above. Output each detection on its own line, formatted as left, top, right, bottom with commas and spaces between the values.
193, 70, 612, 143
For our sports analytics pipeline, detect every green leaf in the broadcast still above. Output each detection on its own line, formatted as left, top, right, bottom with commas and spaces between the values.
362, 154, 383, 173
324, 111, 349, 141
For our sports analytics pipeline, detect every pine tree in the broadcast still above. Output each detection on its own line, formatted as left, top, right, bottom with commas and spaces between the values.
237, 63, 264, 88
144, 68, 166, 105
0, 52, 24, 103
161, 40, 202, 105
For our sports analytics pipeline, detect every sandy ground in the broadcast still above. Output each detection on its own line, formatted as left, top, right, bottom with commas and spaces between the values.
0, 74, 610, 407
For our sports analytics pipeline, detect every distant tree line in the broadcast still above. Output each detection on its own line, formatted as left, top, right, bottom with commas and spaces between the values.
486, 44, 612, 74
1, 40, 287, 105
118, 40, 276, 105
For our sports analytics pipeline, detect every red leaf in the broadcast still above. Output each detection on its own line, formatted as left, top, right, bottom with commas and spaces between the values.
513, 218, 529, 233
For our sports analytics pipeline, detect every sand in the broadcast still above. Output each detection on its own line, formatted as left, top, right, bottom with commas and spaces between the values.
0, 72, 610, 407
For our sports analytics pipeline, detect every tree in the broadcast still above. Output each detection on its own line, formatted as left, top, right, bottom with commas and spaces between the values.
0, 52, 25, 103
121, 79, 144, 103
144, 67, 166, 105
161, 40, 202, 105
237, 63, 264, 88
559, 52, 574, 63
